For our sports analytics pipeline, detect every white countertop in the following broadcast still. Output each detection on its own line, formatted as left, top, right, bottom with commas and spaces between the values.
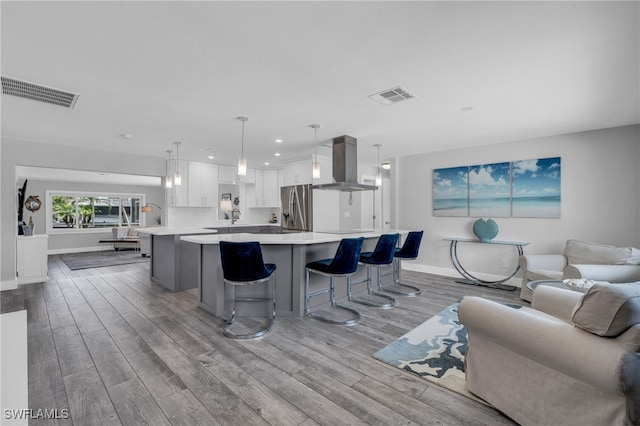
181, 230, 409, 245
136, 227, 219, 236
136, 223, 279, 236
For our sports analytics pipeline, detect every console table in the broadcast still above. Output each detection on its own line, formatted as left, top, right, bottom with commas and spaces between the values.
444, 238, 529, 291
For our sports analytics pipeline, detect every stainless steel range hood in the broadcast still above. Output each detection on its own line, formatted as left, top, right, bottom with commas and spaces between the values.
312, 135, 378, 191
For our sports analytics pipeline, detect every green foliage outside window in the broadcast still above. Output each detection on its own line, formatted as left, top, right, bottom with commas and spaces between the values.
50, 193, 142, 230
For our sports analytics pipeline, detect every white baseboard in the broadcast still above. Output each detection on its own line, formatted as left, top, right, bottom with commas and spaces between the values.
0, 278, 20, 292
402, 263, 522, 288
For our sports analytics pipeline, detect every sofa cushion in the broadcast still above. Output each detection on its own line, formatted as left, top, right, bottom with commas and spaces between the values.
114, 227, 128, 239
527, 269, 564, 281
564, 239, 640, 265
572, 282, 640, 337
617, 324, 640, 352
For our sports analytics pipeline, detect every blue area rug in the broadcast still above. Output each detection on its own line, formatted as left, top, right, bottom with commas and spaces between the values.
373, 301, 520, 403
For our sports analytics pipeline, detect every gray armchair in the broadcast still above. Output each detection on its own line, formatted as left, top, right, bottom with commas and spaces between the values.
459, 284, 640, 425
519, 239, 640, 301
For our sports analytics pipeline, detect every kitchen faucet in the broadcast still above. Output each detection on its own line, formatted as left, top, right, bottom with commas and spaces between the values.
231, 207, 241, 224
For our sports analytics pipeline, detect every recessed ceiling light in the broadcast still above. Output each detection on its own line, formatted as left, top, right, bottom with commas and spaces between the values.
274, 153, 281, 157
208, 155, 214, 159
275, 139, 282, 143
264, 162, 270, 166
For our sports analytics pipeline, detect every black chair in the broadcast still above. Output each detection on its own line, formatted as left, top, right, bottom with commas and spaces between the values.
219, 241, 276, 339
381, 230, 423, 296
305, 237, 365, 325
349, 233, 399, 308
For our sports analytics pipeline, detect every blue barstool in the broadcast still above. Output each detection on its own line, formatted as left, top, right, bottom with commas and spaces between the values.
305, 237, 364, 325
219, 241, 276, 339
381, 230, 423, 296
349, 233, 399, 308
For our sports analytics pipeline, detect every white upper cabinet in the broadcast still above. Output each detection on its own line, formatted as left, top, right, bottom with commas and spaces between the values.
280, 155, 331, 186
219, 164, 255, 184
252, 169, 280, 207
282, 158, 312, 186
262, 169, 280, 207
167, 159, 189, 206
188, 162, 218, 207
255, 169, 264, 206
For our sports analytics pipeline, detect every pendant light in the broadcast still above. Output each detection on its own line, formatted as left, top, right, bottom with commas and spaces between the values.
173, 141, 182, 186
374, 143, 382, 187
310, 123, 320, 179
237, 116, 248, 176
165, 149, 173, 189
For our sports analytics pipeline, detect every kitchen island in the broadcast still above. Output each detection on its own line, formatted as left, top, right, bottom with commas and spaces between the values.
138, 224, 282, 291
181, 230, 408, 318
138, 227, 219, 292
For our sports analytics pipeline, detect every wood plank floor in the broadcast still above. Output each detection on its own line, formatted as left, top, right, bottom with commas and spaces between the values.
1, 254, 525, 425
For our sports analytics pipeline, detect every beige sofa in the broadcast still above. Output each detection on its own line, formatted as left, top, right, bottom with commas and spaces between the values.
459, 284, 640, 425
519, 239, 640, 301
111, 227, 140, 251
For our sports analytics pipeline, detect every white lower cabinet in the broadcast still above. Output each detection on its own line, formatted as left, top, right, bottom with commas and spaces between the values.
16, 235, 49, 284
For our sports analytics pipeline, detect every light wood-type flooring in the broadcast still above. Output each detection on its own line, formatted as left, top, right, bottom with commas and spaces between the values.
1, 254, 524, 425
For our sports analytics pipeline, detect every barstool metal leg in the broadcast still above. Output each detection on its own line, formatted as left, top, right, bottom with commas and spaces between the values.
380, 258, 422, 296
349, 265, 396, 308
222, 276, 277, 339
305, 269, 361, 325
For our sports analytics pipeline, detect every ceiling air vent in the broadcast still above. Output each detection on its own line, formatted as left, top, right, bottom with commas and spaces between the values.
368, 86, 416, 106
1, 76, 79, 108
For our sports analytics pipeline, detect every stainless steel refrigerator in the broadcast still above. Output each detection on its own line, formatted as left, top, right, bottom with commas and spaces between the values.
281, 184, 313, 232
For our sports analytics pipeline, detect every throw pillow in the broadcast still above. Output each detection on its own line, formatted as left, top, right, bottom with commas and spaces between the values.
564, 239, 637, 265
572, 282, 640, 337
115, 227, 128, 239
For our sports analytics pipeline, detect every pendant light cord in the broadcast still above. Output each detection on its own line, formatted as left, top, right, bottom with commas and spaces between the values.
241, 118, 245, 158
314, 126, 318, 160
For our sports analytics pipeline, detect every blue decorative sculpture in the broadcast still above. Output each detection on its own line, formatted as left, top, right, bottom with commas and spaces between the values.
473, 218, 499, 243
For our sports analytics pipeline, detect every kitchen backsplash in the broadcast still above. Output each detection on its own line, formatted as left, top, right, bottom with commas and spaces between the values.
167, 206, 281, 227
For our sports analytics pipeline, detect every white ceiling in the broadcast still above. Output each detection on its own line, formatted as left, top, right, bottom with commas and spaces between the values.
2, 1, 639, 174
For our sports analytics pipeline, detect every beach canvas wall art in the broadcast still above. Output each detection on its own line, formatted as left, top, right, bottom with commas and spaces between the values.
468, 162, 511, 218
433, 166, 468, 217
432, 157, 561, 218
512, 157, 561, 218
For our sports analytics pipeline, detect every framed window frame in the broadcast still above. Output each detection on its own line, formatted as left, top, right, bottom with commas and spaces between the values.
45, 190, 146, 234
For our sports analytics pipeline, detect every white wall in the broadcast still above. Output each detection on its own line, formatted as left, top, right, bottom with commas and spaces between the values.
1, 138, 166, 289
22, 179, 164, 253
396, 125, 640, 281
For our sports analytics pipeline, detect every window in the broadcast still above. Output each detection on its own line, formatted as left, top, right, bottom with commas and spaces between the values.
47, 191, 145, 233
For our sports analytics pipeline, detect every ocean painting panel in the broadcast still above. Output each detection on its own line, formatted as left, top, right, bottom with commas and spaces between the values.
512, 157, 561, 218
468, 162, 511, 217
433, 166, 468, 217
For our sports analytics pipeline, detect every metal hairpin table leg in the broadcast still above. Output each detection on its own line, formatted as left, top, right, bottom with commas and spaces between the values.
449, 240, 523, 291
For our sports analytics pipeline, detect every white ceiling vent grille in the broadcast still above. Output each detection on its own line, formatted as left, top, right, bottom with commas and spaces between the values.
368, 86, 416, 106
1, 76, 79, 108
